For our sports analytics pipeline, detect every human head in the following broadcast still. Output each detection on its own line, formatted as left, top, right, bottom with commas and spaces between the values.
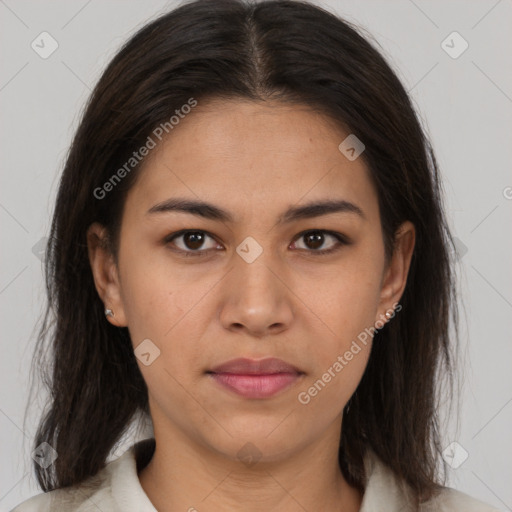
31, 0, 456, 503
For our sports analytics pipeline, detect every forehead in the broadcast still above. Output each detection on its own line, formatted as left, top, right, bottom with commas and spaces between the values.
124, 99, 379, 224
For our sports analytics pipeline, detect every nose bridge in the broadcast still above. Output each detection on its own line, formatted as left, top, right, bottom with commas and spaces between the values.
233, 233, 283, 298
219, 233, 293, 334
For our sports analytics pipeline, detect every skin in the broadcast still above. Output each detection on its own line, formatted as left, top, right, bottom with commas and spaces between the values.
87, 98, 415, 512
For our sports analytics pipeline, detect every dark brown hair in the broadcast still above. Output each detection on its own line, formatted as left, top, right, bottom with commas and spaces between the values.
27, 0, 458, 505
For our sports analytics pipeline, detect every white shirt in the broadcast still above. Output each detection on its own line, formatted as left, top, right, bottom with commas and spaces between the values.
11, 438, 500, 511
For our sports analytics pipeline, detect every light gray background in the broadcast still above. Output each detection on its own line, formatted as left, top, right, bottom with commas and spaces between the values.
1, 0, 511, 510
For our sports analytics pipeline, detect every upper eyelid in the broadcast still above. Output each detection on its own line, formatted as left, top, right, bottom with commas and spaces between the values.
165, 229, 218, 243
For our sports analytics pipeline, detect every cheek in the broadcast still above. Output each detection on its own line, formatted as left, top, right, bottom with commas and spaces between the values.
118, 235, 183, 328
118, 249, 210, 373
296, 249, 383, 409
295, 269, 379, 415
309, 258, 382, 349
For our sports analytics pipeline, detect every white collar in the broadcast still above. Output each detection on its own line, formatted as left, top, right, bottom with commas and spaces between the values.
106, 438, 414, 511
108, 439, 158, 511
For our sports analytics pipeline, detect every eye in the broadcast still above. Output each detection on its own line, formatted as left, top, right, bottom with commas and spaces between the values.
164, 230, 221, 257
290, 230, 349, 255
164, 229, 350, 258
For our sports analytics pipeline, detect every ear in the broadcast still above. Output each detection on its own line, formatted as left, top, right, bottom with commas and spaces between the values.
86, 222, 127, 327
375, 221, 415, 323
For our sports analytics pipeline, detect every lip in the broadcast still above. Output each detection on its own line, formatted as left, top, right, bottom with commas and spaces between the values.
207, 357, 304, 399
210, 357, 302, 375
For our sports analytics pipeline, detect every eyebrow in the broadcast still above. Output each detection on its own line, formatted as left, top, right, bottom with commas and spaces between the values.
146, 197, 365, 224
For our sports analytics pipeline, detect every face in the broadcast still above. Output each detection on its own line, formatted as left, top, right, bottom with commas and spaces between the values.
88, 98, 414, 463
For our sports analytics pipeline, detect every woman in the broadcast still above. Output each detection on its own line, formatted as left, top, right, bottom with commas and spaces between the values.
12, 0, 500, 510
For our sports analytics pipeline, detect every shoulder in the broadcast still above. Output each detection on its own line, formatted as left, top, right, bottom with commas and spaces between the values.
360, 448, 501, 512
10, 452, 123, 512
422, 486, 502, 512
10, 485, 111, 512
11, 439, 156, 512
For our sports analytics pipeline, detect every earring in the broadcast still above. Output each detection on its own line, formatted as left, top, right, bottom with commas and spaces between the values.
105, 308, 114, 318
385, 311, 392, 319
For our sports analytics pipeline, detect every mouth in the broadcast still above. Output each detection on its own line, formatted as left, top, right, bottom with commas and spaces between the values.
206, 357, 305, 399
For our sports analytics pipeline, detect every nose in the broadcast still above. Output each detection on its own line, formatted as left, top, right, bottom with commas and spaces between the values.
219, 247, 294, 338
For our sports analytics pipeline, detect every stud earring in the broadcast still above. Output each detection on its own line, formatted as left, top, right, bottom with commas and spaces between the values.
105, 308, 114, 318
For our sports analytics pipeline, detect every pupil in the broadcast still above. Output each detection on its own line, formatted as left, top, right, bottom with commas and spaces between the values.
306, 231, 323, 249
185, 232, 204, 250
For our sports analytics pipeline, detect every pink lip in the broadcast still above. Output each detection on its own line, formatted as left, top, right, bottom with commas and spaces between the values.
208, 357, 304, 399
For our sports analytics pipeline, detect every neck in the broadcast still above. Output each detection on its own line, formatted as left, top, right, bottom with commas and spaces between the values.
138, 419, 363, 512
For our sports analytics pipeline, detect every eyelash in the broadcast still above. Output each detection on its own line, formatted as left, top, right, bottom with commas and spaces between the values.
164, 229, 350, 258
